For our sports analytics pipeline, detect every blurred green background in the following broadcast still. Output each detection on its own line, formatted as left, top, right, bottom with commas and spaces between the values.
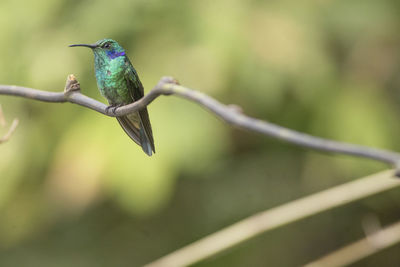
1, 0, 400, 266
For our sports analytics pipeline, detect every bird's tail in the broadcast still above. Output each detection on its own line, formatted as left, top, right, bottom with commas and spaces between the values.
139, 120, 153, 156
116, 112, 155, 156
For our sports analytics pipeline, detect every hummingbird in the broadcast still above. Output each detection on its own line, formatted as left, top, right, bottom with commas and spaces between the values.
69, 39, 155, 156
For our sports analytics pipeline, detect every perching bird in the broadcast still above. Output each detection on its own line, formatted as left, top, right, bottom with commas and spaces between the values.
69, 39, 155, 156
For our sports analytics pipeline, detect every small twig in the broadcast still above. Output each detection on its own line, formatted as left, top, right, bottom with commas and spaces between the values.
305, 219, 400, 267
0, 104, 19, 143
1, 75, 400, 172
0, 105, 6, 127
0, 106, 19, 144
0, 118, 19, 144
143, 170, 400, 267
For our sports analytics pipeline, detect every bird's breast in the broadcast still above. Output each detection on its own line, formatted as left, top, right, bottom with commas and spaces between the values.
95, 59, 130, 104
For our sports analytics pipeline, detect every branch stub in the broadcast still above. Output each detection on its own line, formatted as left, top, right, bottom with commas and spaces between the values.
64, 74, 81, 94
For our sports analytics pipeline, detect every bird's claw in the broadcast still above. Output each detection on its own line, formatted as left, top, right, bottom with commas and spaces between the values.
105, 104, 122, 115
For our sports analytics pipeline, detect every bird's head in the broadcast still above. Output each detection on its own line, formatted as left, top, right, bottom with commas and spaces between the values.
69, 39, 126, 60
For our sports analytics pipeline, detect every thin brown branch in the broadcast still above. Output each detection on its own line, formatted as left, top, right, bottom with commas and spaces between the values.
305, 219, 400, 267
143, 170, 400, 267
1, 75, 400, 171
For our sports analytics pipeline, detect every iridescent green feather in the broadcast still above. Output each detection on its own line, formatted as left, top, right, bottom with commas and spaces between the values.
70, 38, 155, 156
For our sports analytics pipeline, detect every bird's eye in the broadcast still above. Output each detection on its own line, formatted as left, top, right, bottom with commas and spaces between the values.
103, 43, 111, 49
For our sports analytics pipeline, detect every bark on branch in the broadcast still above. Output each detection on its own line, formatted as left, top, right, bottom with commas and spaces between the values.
1, 75, 400, 174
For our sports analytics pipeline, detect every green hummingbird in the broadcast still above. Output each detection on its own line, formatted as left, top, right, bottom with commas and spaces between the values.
69, 39, 155, 156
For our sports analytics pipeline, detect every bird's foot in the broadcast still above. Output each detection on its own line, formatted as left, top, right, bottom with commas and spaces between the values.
105, 104, 123, 115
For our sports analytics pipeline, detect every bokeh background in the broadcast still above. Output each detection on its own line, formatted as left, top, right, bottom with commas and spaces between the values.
1, 0, 400, 266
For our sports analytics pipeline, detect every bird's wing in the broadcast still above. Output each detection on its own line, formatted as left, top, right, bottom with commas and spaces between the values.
124, 59, 155, 153
116, 115, 141, 146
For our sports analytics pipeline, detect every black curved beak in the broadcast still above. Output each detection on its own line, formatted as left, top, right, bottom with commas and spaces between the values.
69, 43, 97, 49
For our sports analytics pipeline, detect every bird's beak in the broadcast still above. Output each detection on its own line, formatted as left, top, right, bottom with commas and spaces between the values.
69, 43, 97, 49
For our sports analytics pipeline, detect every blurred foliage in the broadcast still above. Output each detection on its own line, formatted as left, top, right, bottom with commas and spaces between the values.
1, 0, 400, 266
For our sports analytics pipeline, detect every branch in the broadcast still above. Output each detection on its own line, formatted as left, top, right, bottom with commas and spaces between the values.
0, 105, 19, 144
143, 170, 400, 267
1, 75, 400, 172
305, 219, 400, 267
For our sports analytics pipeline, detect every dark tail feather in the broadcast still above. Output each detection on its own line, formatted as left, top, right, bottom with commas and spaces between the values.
116, 115, 154, 156
139, 120, 153, 156
138, 108, 155, 154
